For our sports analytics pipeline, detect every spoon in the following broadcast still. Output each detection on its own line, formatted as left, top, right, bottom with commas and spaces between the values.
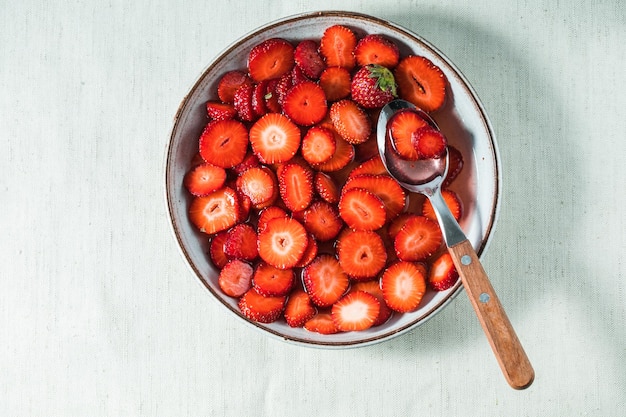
377, 99, 534, 390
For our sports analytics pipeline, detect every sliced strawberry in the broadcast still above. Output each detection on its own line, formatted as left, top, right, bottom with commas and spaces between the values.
388, 109, 429, 160
278, 162, 314, 212
412, 126, 447, 158
302, 254, 350, 307
282, 81, 328, 126
303, 200, 344, 242
183, 162, 227, 197
249, 113, 301, 164
332, 290, 380, 332
231, 152, 260, 176
350, 280, 393, 326
199, 119, 249, 169
301, 125, 336, 165
238, 287, 286, 323
248, 38, 295, 82
294, 39, 326, 79
252, 261, 294, 296
217, 70, 253, 103
314, 171, 340, 204
218, 259, 254, 297
236, 166, 278, 209
188, 187, 239, 235
209, 230, 229, 269
395, 55, 447, 112
354, 34, 400, 68
350, 64, 397, 109
443, 145, 464, 187
343, 174, 407, 219
257, 205, 289, 233
387, 212, 414, 239
338, 187, 387, 231
295, 233, 318, 268
348, 155, 387, 179
257, 217, 308, 269
422, 189, 463, 222
206, 101, 237, 121
394, 215, 442, 261
233, 83, 256, 122
291, 64, 311, 85
380, 261, 427, 312
304, 312, 339, 334
264, 78, 282, 113
284, 289, 317, 327
329, 99, 372, 144
319, 66, 352, 101
251, 80, 269, 117
336, 229, 387, 280
223, 223, 258, 261
275, 72, 294, 105
313, 136, 355, 172
429, 252, 459, 291
319, 25, 356, 69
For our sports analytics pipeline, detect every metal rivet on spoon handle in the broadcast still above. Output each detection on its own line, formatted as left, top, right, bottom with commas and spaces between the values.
377, 99, 534, 390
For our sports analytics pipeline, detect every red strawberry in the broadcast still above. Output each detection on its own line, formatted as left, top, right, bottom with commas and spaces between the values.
329, 99, 372, 144
249, 113, 301, 164
257, 217, 308, 269
393, 215, 442, 261
233, 83, 256, 122
206, 101, 237, 121
275, 72, 294, 105
388, 108, 429, 160
332, 290, 380, 332
422, 189, 463, 222
350, 280, 393, 326
314, 171, 340, 204
188, 187, 240, 235
257, 205, 288, 233
251, 80, 269, 117
304, 312, 339, 334
303, 200, 344, 242
294, 40, 326, 79
348, 155, 387, 179
443, 145, 464, 187
354, 34, 400, 68
264, 78, 282, 113
223, 223, 258, 261
387, 212, 414, 239
231, 152, 260, 176
217, 70, 253, 103
183, 162, 227, 197
218, 259, 254, 297
313, 136, 355, 172
380, 261, 427, 312
338, 187, 387, 231
247, 38, 295, 82
209, 231, 229, 269
199, 119, 249, 169
236, 166, 278, 209
301, 125, 336, 165
252, 261, 294, 296
282, 81, 328, 126
336, 229, 387, 280
343, 174, 407, 219
302, 254, 350, 307
412, 125, 447, 158
319, 25, 357, 69
395, 55, 447, 112
319, 66, 352, 101
278, 162, 314, 212
429, 252, 459, 291
291, 64, 311, 85
350, 64, 397, 109
295, 233, 318, 268
284, 289, 317, 327
238, 287, 286, 323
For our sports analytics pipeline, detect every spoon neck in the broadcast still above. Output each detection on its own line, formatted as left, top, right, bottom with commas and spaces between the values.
429, 189, 466, 247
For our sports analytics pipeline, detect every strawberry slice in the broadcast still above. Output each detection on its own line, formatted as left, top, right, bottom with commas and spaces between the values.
331, 290, 380, 332
354, 34, 400, 68
329, 99, 372, 144
348, 155, 388, 179
223, 223, 258, 261
343, 174, 407, 219
217, 70, 253, 103
303, 200, 344, 242
209, 231, 229, 269
313, 136, 355, 172
338, 187, 387, 231
238, 287, 286, 323
248, 38, 295, 82
380, 261, 427, 312
252, 261, 294, 297
302, 254, 350, 308
199, 119, 249, 169
257, 205, 288, 233
295, 233, 319, 268
319, 66, 352, 101
412, 126, 447, 159
443, 145, 464, 187
188, 187, 240, 235
282, 81, 328, 126
218, 259, 254, 297
388, 109, 429, 160
319, 25, 357, 69
387, 212, 414, 239
206, 101, 237, 121
301, 125, 336, 165
249, 113, 301, 164
304, 312, 339, 334
284, 289, 317, 327
336, 229, 387, 280
183, 162, 227, 197
314, 171, 340, 204
251, 80, 269, 117
236, 166, 278, 209
257, 217, 308, 269
263, 78, 282, 113
350, 280, 393, 326
233, 83, 256, 122
394, 55, 447, 112
294, 39, 326, 79
429, 252, 459, 291
393, 215, 442, 261
422, 189, 463, 221
278, 162, 314, 212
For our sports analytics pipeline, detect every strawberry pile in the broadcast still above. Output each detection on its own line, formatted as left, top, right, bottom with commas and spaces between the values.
184, 25, 466, 334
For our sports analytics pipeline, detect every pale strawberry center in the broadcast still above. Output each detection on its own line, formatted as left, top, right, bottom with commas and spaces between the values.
263, 128, 285, 149
273, 232, 293, 254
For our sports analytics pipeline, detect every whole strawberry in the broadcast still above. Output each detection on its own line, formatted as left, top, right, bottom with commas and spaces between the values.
350, 64, 397, 108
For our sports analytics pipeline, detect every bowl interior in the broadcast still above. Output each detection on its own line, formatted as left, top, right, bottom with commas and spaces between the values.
165, 11, 499, 348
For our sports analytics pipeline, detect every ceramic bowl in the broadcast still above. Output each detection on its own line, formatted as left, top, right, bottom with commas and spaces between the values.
165, 11, 500, 348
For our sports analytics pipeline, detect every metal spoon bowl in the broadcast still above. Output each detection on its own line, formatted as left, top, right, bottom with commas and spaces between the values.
377, 99, 534, 390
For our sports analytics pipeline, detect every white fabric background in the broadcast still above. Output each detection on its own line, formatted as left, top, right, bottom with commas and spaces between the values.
1, 0, 625, 415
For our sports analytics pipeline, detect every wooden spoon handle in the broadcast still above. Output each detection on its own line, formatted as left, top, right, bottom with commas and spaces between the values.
448, 239, 535, 389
